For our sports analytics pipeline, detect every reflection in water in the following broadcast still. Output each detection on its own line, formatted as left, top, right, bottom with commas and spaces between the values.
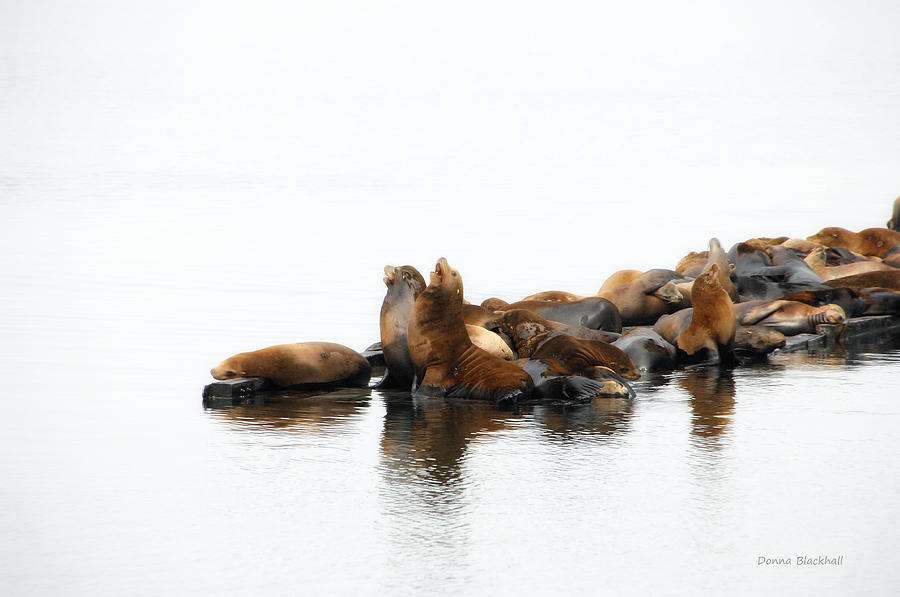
204, 387, 372, 432
531, 398, 634, 442
677, 367, 736, 449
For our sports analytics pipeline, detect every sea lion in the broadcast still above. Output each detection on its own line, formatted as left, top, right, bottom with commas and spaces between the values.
210, 342, 372, 388
379, 265, 427, 389
519, 359, 635, 401
733, 300, 845, 335
407, 258, 533, 403
823, 270, 900, 291
500, 297, 622, 333
466, 325, 515, 360
528, 333, 640, 381
612, 328, 677, 374
765, 245, 825, 287
733, 326, 787, 362
653, 263, 736, 366
597, 271, 685, 325
485, 309, 620, 359
882, 246, 900, 269
803, 247, 894, 281
807, 227, 900, 258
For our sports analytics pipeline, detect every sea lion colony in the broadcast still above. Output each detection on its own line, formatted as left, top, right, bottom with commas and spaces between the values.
210, 209, 900, 405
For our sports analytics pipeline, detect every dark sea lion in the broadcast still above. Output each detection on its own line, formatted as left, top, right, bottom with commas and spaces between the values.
888, 197, 900, 232
823, 270, 900, 291
485, 309, 620, 358
733, 299, 845, 335
379, 265, 427, 389
765, 245, 826, 287
501, 297, 622, 333
407, 258, 533, 403
653, 263, 736, 366
733, 326, 786, 362
519, 359, 635, 401
612, 328, 677, 374
803, 246, 894, 281
210, 342, 372, 388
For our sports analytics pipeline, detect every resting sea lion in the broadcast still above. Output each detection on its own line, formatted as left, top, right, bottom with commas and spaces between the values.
676, 251, 708, 278
803, 247, 893, 281
210, 342, 372, 388
653, 263, 736, 365
733, 326, 786, 362
596, 271, 685, 325
807, 227, 900, 258
612, 328, 677, 374
379, 265, 427, 389
500, 297, 622, 333
733, 300, 845, 335
528, 333, 640, 381
407, 258, 533, 403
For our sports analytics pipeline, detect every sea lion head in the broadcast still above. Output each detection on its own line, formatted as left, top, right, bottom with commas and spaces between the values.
430, 257, 463, 296
822, 304, 846, 325
654, 281, 684, 303
383, 265, 426, 295
696, 262, 722, 290
807, 227, 853, 248
210, 355, 247, 380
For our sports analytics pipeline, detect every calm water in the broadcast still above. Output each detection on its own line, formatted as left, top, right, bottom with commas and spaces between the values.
4, 1, 900, 595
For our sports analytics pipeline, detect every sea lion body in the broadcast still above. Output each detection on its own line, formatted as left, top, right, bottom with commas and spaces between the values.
653, 263, 736, 365
888, 197, 900, 232
379, 265, 427, 389
707, 238, 739, 302
733, 326, 787, 362
502, 297, 622, 333
612, 328, 677, 374
803, 247, 893, 281
210, 342, 372, 388
597, 270, 685, 326
407, 258, 533, 403
807, 227, 900, 258
733, 299, 845, 335
528, 333, 640, 381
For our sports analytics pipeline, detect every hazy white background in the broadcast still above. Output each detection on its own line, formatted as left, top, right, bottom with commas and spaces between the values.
2, 1, 900, 595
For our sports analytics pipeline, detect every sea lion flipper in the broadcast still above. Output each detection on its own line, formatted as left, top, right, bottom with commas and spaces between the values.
561, 375, 633, 401
739, 300, 787, 325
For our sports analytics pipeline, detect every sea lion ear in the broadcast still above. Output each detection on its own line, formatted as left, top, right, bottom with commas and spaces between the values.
877, 239, 885, 247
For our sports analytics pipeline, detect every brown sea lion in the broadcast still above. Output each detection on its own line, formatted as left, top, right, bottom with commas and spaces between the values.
407, 258, 533, 402
528, 333, 640, 381
596, 271, 685, 325
480, 297, 510, 311
485, 309, 619, 359
461, 303, 498, 328
802, 247, 894, 281
782, 238, 821, 253
379, 265, 427, 389
807, 227, 900, 258
823, 270, 900, 291
733, 299, 845, 335
210, 342, 372, 388
653, 263, 736, 365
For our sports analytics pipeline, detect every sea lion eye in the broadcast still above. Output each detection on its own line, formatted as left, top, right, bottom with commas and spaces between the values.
320, 352, 328, 359
452, 271, 457, 277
